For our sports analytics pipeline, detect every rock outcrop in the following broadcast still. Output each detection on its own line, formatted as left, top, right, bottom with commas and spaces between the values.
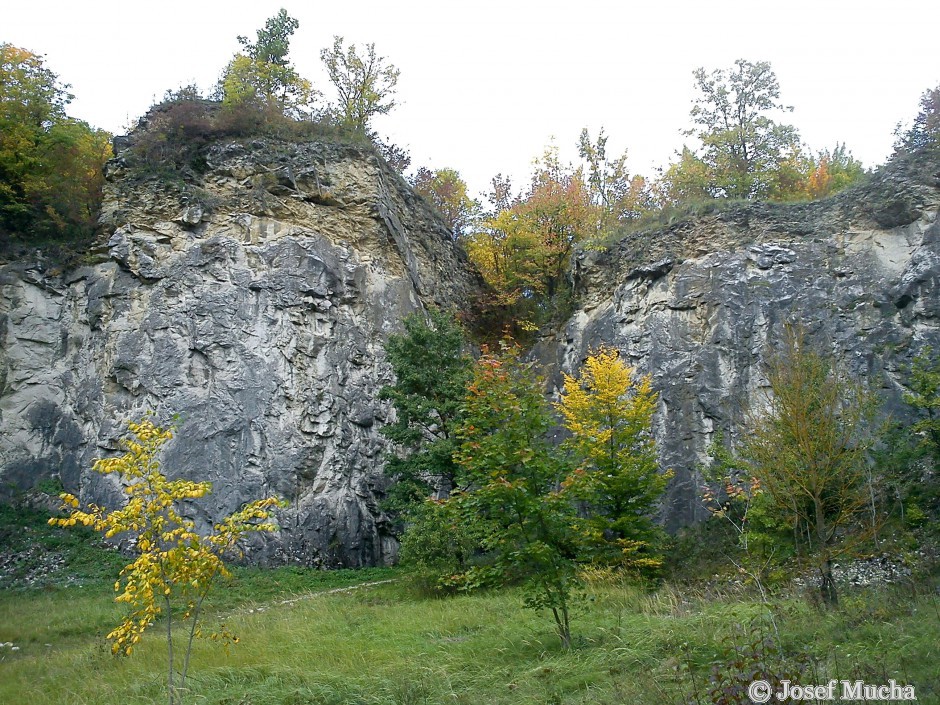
0, 137, 480, 567
2, 131, 938, 562
538, 153, 940, 530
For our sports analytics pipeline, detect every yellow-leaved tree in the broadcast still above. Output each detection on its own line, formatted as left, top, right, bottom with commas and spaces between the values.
219, 10, 316, 119
51, 418, 283, 705
556, 348, 670, 570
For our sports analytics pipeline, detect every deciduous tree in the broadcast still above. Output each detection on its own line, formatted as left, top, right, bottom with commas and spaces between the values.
454, 345, 580, 648
656, 146, 712, 206
772, 143, 865, 202
741, 326, 879, 606
463, 147, 596, 334
556, 348, 669, 569
411, 167, 479, 237
578, 127, 653, 233
904, 347, 940, 469
380, 308, 473, 511
0, 43, 111, 241
321, 36, 399, 132
51, 418, 282, 705
219, 9, 315, 118
684, 59, 802, 200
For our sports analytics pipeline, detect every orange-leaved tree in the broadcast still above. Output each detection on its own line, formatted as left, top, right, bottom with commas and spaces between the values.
463, 146, 597, 334
51, 418, 283, 705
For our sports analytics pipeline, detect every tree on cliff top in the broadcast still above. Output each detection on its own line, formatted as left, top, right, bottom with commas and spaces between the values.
411, 167, 479, 238
668, 59, 801, 201
894, 85, 940, 156
321, 36, 400, 133
0, 43, 111, 242
219, 9, 316, 118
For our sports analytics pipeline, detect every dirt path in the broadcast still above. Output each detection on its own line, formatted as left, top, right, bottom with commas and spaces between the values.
237, 579, 397, 616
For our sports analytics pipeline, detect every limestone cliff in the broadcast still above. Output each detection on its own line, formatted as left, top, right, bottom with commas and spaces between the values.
538, 153, 940, 530
2, 133, 939, 563
0, 137, 480, 567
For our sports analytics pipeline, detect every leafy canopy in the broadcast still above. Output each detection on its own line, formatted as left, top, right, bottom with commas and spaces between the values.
454, 345, 580, 647
578, 127, 653, 234
894, 85, 940, 155
0, 43, 111, 242
463, 145, 596, 335
557, 348, 669, 568
411, 167, 479, 238
741, 326, 878, 605
321, 36, 400, 132
904, 346, 940, 469
219, 9, 315, 118
686, 58, 801, 200
395, 346, 671, 645
658, 60, 865, 205
380, 308, 473, 512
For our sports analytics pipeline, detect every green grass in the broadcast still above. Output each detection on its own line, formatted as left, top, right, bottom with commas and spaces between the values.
1, 505, 937, 704
1, 574, 937, 704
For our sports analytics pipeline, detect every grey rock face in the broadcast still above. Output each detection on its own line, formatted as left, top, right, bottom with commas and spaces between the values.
2, 137, 938, 562
538, 156, 940, 531
0, 138, 480, 567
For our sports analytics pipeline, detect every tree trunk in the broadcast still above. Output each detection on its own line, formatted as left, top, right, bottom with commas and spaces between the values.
814, 497, 839, 607
819, 554, 839, 607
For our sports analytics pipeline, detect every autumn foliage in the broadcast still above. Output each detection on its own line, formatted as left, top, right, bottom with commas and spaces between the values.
51, 418, 283, 705
741, 328, 879, 605
557, 348, 670, 568
396, 344, 670, 647
463, 148, 598, 335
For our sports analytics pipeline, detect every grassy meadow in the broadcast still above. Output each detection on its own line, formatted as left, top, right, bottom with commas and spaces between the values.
1, 507, 938, 704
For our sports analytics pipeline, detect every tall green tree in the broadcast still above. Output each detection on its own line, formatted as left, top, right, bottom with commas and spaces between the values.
320, 36, 399, 132
219, 9, 315, 118
454, 345, 580, 648
683, 59, 802, 200
0, 43, 111, 241
556, 348, 669, 569
741, 326, 879, 606
380, 308, 473, 512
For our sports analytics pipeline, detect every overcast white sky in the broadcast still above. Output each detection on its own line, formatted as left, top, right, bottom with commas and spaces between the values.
5, 0, 939, 198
